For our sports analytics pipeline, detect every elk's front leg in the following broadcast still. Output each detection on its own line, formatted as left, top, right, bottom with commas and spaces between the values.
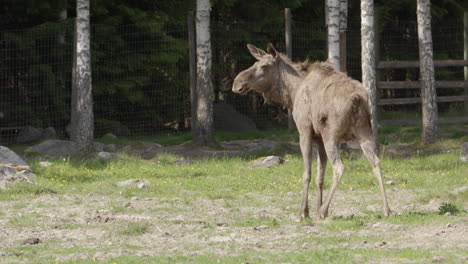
299, 131, 313, 219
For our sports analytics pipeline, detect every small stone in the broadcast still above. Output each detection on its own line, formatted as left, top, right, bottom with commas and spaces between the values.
301, 243, 310, 249
253, 225, 270, 231
137, 183, 146, 189
385, 180, 396, 185
124, 202, 131, 207
363, 240, 368, 244
445, 223, 453, 228
131, 197, 139, 201
444, 212, 452, 216
431, 256, 448, 263
349, 187, 355, 191
38, 161, 52, 167
459, 156, 468, 163
174, 160, 193, 166
22, 238, 41, 245
96, 151, 122, 161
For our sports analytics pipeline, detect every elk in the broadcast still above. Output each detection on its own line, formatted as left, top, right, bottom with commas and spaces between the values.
232, 43, 391, 218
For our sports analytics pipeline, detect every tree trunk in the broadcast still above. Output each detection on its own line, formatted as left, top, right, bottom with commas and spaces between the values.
417, 0, 439, 144
284, 8, 295, 131
195, 0, 215, 146
327, 0, 340, 71
188, 12, 198, 138
339, 0, 347, 73
71, 0, 94, 152
361, 0, 378, 150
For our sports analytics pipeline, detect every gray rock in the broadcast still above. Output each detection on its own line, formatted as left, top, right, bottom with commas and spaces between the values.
94, 142, 105, 152
462, 142, 468, 155
213, 102, 257, 132
117, 179, 149, 187
222, 139, 278, 154
137, 183, 146, 189
249, 156, 284, 168
103, 133, 117, 139
115, 125, 130, 137
459, 156, 468, 163
253, 225, 270, 231
16, 126, 43, 144
174, 160, 193, 166
38, 161, 52, 167
42, 127, 56, 139
104, 144, 117, 152
96, 151, 122, 161
450, 186, 468, 195
25, 140, 78, 157
385, 180, 396, 185
0, 146, 29, 166
0, 162, 35, 189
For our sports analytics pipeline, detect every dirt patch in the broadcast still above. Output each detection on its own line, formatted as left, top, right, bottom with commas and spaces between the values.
0, 189, 466, 262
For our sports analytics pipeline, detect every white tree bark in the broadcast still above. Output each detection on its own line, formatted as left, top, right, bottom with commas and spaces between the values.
339, 0, 348, 72
361, 0, 378, 148
195, 0, 215, 145
71, 0, 94, 151
417, 0, 439, 144
327, 0, 340, 71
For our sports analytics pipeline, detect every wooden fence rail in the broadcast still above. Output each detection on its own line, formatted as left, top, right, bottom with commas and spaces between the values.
378, 80, 468, 89
378, 60, 468, 69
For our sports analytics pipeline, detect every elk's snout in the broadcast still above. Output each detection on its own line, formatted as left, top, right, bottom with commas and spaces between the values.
232, 72, 249, 95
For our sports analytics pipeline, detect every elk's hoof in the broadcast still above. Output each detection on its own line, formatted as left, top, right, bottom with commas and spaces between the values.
383, 208, 392, 217
319, 207, 328, 219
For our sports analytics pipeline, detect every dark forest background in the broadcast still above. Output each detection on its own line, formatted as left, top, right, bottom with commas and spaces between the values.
0, 0, 466, 137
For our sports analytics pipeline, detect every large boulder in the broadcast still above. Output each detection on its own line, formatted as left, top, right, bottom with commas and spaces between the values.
16, 126, 43, 144
0, 146, 29, 166
16, 126, 56, 144
213, 103, 257, 132
25, 140, 79, 157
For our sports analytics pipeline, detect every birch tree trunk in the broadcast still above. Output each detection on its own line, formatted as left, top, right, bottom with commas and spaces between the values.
361, 0, 378, 150
195, 0, 215, 146
71, 0, 94, 152
327, 0, 340, 71
417, 0, 439, 144
339, 0, 347, 73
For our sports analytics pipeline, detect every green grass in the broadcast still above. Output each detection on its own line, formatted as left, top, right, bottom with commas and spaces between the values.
118, 222, 151, 236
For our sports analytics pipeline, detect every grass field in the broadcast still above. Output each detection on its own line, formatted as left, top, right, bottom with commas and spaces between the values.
0, 125, 467, 263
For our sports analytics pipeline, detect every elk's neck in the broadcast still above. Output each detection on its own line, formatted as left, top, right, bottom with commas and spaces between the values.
264, 67, 302, 109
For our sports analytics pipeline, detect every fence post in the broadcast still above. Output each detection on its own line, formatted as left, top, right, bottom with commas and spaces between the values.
285, 8, 295, 131
464, 11, 468, 114
188, 11, 198, 137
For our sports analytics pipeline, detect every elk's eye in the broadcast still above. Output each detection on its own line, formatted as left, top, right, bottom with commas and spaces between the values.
260, 65, 268, 70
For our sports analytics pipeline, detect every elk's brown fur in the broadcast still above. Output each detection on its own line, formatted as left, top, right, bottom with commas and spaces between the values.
232, 43, 391, 218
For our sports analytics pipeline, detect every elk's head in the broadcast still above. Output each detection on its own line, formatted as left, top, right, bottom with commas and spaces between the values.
232, 43, 280, 95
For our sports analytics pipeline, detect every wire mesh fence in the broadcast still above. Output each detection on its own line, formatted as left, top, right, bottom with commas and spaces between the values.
0, 18, 466, 144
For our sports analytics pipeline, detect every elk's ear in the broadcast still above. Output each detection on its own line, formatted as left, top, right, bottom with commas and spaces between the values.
247, 44, 267, 60
266, 43, 279, 58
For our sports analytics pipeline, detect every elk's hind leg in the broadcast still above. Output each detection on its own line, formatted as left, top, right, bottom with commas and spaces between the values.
359, 139, 391, 217
316, 140, 327, 216
320, 138, 345, 219
299, 129, 313, 218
